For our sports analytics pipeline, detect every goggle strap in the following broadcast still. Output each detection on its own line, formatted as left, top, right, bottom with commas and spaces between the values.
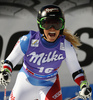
37, 20, 40, 24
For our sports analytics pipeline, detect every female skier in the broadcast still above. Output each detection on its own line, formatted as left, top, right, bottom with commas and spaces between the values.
0, 5, 92, 100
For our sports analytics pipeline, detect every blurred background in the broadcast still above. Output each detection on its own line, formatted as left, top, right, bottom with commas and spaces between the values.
0, 0, 93, 100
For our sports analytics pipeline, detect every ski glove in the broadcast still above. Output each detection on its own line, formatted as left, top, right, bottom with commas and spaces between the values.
0, 60, 11, 86
79, 81, 92, 99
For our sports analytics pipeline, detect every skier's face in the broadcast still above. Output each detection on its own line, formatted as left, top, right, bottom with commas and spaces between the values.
43, 27, 60, 42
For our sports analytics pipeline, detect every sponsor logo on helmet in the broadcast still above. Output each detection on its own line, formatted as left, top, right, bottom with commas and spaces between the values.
45, 8, 59, 13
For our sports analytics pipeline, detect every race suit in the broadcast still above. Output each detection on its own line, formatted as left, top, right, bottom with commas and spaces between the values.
4, 31, 85, 100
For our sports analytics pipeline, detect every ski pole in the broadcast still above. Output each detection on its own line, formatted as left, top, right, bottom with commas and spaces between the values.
4, 86, 6, 100
68, 95, 80, 100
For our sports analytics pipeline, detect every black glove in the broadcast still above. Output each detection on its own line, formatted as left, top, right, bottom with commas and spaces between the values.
0, 60, 11, 86
0, 69, 11, 86
79, 81, 92, 99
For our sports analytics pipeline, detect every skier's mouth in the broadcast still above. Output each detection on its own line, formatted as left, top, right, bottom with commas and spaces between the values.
48, 32, 56, 37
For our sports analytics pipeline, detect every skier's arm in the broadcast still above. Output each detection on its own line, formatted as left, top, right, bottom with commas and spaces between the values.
64, 39, 92, 99
0, 33, 31, 86
64, 39, 84, 85
4, 33, 30, 69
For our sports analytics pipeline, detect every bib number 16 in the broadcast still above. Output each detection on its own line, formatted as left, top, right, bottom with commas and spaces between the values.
38, 67, 54, 74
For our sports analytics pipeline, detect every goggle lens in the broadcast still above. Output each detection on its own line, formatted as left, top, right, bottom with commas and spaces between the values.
38, 17, 64, 30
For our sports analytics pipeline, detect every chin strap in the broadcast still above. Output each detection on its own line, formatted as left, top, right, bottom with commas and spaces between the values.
42, 34, 47, 39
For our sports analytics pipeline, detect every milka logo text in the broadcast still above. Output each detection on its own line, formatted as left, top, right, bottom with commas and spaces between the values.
27, 51, 64, 65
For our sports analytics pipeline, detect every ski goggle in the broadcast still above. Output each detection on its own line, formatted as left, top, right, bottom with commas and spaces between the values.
37, 17, 64, 30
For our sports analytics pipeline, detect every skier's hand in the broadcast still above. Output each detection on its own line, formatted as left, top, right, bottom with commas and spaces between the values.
0, 60, 11, 86
79, 81, 92, 99
0, 69, 11, 86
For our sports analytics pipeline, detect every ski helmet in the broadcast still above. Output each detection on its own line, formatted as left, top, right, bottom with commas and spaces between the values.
37, 5, 65, 35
